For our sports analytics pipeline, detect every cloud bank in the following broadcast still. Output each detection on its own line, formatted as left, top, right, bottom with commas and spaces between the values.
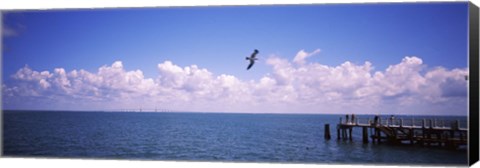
2, 49, 468, 115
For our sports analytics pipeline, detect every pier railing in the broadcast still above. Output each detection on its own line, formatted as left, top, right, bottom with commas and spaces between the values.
339, 117, 467, 130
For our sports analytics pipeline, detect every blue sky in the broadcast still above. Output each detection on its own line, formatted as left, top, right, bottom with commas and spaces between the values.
2, 2, 470, 115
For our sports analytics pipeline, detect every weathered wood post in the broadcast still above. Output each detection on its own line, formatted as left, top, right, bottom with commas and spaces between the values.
460, 131, 465, 142
337, 117, 342, 140
391, 127, 397, 144
337, 126, 341, 140
409, 128, 414, 145
427, 119, 432, 146
341, 126, 344, 140
324, 124, 331, 140
376, 128, 381, 143
341, 128, 344, 140
349, 127, 353, 141
450, 121, 455, 139
446, 127, 454, 149
371, 128, 375, 143
454, 120, 459, 130
437, 131, 443, 147
363, 127, 369, 143
421, 119, 426, 146
454, 120, 461, 144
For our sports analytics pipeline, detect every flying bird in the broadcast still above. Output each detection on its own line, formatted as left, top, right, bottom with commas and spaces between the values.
246, 49, 259, 70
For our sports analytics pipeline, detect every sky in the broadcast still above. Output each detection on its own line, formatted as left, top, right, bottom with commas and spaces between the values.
1, 2, 470, 115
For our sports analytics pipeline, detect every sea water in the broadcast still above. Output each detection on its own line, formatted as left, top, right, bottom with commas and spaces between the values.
2, 111, 468, 165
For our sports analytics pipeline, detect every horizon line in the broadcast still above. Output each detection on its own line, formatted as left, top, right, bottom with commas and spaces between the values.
1, 109, 469, 117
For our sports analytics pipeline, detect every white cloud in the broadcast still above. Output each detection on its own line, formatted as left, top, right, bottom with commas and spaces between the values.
292, 49, 320, 65
13, 65, 53, 81
374, 56, 426, 97
2, 51, 468, 115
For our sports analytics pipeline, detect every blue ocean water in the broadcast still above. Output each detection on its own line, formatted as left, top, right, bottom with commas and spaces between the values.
2, 111, 468, 165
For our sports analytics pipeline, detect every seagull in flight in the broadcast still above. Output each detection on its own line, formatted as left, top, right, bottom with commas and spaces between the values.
246, 49, 259, 70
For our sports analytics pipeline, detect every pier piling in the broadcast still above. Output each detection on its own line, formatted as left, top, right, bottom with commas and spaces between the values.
362, 127, 368, 143
349, 127, 353, 141
337, 126, 340, 140
324, 124, 331, 140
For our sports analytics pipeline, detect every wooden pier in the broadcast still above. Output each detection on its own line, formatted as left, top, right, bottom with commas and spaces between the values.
326, 116, 468, 150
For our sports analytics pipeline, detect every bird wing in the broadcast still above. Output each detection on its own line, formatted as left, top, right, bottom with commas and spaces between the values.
251, 50, 258, 58
247, 60, 255, 70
